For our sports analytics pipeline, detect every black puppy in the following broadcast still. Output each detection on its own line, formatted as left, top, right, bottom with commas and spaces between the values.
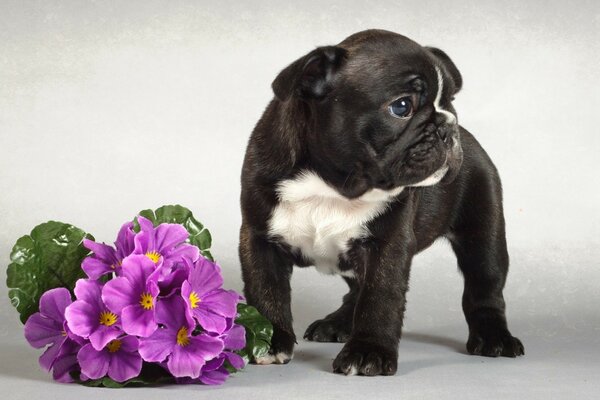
239, 29, 523, 376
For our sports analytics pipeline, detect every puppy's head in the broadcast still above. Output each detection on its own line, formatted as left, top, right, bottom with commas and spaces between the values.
272, 29, 463, 199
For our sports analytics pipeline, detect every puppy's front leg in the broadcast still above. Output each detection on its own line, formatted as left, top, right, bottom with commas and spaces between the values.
239, 225, 295, 364
333, 239, 414, 376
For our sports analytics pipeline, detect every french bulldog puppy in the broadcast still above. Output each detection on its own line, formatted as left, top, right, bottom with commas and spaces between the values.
239, 29, 524, 376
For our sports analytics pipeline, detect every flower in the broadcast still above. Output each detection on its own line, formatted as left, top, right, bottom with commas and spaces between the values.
181, 257, 239, 334
133, 216, 199, 276
77, 336, 142, 382
198, 320, 246, 385
51, 338, 82, 382
24, 288, 80, 377
220, 319, 247, 366
138, 296, 224, 379
65, 279, 121, 350
102, 255, 159, 337
81, 222, 135, 279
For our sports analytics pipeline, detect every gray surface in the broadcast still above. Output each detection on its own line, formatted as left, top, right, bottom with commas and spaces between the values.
1, 1, 599, 399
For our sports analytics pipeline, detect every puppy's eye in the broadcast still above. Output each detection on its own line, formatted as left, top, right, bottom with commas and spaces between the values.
388, 96, 414, 119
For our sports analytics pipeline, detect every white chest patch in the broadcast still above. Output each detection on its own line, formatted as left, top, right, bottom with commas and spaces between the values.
268, 171, 404, 276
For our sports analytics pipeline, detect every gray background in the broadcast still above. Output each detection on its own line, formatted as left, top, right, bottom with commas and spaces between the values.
1, 1, 598, 399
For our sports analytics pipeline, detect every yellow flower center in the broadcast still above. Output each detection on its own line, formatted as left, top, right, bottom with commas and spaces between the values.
145, 251, 161, 263
139, 292, 154, 310
99, 311, 118, 326
106, 339, 122, 353
110, 260, 123, 270
176, 326, 190, 347
61, 330, 67, 337
188, 291, 201, 309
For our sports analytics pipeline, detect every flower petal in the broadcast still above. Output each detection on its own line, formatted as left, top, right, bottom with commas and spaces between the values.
192, 334, 225, 361
158, 263, 189, 296
119, 336, 140, 353
83, 239, 118, 263
115, 222, 136, 260
73, 279, 103, 306
24, 313, 63, 348
225, 351, 246, 369
223, 323, 246, 351
133, 230, 151, 255
193, 307, 228, 334
82, 257, 114, 280
52, 352, 78, 383
102, 277, 137, 314
137, 216, 155, 232
38, 339, 64, 371
188, 257, 223, 296
89, 325, 121, 351
167, 344, 205, 378
164, 244, 199, 267
138, 328, 175, 362
120, 254, 156, 289
155, 295, 193, 330
199, 367, 229, 385
51, 338, 81, 382
108, 350, 142, 382
78, 344, 110, 380
39, 288, 72, 322
121, 304, 157, 337
153, 223, 189, 253
64, 301, 97, 338
200, 290, 239, 319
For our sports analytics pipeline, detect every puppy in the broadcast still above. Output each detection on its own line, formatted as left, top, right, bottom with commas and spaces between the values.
239, 29, 524, 376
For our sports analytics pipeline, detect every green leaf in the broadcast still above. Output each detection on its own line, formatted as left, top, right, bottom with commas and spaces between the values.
133, 205, 213, 261
72, 363, 173, 388
6, 221, 93, 324
234, 303, 274, 364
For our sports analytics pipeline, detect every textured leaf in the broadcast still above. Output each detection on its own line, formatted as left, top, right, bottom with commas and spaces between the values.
133, 205, 213, 261
6, 221, 93, 324
235, 303, 273, 363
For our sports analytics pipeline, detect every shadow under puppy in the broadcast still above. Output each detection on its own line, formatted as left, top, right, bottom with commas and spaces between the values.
239, 29, 524, 376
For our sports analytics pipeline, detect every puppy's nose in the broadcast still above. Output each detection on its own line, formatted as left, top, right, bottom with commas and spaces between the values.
434, 112, 449, 126
436, 126, 448, 141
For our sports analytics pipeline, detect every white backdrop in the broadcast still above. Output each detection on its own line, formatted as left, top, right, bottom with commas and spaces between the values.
1, 1, 598, 399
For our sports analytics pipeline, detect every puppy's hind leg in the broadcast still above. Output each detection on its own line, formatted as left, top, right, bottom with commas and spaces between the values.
304, 277, 358, 343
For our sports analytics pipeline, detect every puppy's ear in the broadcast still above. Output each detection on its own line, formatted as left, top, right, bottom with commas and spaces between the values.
272, 46, 347, 101
425, 47, 462, 95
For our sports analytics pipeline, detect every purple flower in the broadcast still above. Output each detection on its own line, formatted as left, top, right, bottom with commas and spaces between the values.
181, 257, 239, 334
82, 222, 135, 279
51, 338, 82, 382
24, 288, 81, 378
198, 355, 230, 385
65, 279, 121, 350
77, 336, 142, 382
197, 321, 246, 385
138, 296, 223, 379
133, 216, 199, 276
102, 255, 159, 337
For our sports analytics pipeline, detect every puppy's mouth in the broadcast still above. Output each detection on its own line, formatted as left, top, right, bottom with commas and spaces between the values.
335, 123, 462, 199
375, 123, 462, 189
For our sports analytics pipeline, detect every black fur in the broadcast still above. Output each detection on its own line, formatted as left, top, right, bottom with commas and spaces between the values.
239, 29, 523, 376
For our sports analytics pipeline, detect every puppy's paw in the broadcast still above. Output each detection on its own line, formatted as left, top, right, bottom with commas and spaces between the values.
467, 331, 524, 358
253, 328, 295, 365
304, 317, 351, 343
333, 339, 398, 376
255, 351, 293, 365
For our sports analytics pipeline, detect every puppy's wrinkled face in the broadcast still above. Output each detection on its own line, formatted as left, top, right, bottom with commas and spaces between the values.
272, 30, 464, 199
